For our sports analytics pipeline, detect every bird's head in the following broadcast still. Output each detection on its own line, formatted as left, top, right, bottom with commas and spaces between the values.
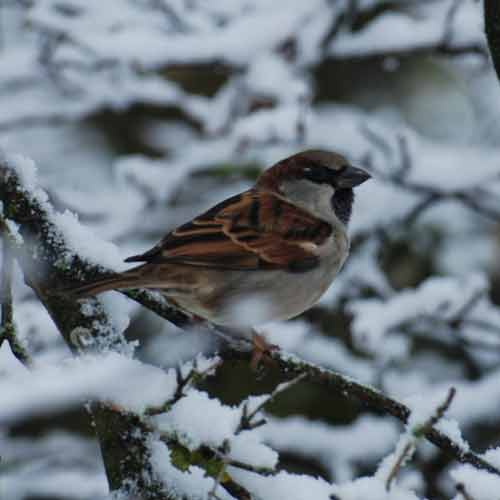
256, 149, 371, 224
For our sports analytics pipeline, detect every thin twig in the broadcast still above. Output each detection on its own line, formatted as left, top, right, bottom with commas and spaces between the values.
385, 442, 414, 491
237, 374, 307, 433
145, 358, 222, 416
209, 440, 230, 500
224, 458, 275, 476
361, 127, 500, 223
385, 387, 456, 490
416, 387, 456, 437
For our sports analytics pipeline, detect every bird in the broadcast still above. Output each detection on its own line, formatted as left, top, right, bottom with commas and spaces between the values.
69, 150, 370, 353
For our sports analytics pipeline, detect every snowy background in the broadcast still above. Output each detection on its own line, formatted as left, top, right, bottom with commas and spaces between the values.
2, 1, 500, 499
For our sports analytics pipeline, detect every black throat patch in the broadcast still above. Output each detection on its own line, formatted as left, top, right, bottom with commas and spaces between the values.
331, 188, 354, 225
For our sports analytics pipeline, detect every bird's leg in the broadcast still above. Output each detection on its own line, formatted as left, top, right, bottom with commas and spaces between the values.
250, 331, 279, 371
200, 322, 279, 370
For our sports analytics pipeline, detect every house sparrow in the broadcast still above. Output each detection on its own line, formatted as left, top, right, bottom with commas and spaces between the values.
71, 150, 370, 332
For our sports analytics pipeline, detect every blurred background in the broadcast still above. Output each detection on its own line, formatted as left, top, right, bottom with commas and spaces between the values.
2, 1, 500, 499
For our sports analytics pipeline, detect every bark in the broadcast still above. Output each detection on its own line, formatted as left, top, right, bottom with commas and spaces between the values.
485, 0, 500, 83
0, 158, 172, 499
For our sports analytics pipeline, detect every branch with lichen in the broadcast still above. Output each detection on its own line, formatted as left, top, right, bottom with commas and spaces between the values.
0, 154, 177, 499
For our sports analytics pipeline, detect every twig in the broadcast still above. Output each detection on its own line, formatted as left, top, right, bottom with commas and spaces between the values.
417, 387, 456, 436
448, 292, 485, 329
237, 374, 307, 433
224, 458, 275, 477
385, 387, 456, 490
209, 440, 230, 500
361, 127, 500, 224
385, 442, 414, 491
394, 134, 412, 180
145, 358, 222, 416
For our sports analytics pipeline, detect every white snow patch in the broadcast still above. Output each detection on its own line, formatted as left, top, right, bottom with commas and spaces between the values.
332, 476, 419, 500
0, 352, 177, 422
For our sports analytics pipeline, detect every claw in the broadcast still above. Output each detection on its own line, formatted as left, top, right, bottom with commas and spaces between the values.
250, 333, 279, 371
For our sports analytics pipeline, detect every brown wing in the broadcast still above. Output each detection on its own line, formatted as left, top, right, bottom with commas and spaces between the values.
125, 190, 332, 272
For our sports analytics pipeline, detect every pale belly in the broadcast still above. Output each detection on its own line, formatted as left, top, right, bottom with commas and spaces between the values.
169, 238, 348, 327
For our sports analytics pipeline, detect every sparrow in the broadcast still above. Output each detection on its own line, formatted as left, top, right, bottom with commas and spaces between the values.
70, 150, 370, 334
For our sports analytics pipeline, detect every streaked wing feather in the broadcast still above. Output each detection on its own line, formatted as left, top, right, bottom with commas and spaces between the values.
125, 190, 332, 271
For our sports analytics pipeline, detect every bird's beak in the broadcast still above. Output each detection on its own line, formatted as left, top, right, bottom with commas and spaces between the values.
336, 165, 371, 188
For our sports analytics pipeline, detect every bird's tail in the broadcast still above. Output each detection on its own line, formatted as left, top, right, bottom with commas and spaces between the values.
63, 266, 152, 298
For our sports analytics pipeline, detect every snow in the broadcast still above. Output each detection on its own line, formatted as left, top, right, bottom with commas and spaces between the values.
229, 430, 278, 469
114, 155, 188, 204
3, 151, 38, 192
4, 218, 24, 244
149, 440, 234, 500
232, 105, 306, 144
329, 1, 484, 58
0, 343, 30, 377
57, 1, 325, 68
98, 292, 135, 345
385, 366, 500, 432
2, 148, 129, 272
53, 209, 124, 270
331, 476, 419, 500
153, 388, 278, 468
258, 415, 398, 480
434, 419, 469, 452
154, 389, 241, 450
230, 469, 334, 500
450, 464, 500, 500
348, 273, 488, 356
244, 55, 308, 103
0, 353, 177, 422
1, 431, 108, 500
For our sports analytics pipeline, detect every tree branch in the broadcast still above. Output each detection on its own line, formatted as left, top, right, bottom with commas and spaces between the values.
219, 348, 500, 477
0, 154, 174, 499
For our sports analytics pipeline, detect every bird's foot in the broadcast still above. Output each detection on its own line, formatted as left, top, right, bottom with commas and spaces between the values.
250, 333, 279, 371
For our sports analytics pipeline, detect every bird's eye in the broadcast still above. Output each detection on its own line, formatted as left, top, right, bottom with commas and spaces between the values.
303, 166, 331, 183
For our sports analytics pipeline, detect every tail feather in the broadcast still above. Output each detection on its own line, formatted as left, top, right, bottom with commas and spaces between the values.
64, 267, 152, 298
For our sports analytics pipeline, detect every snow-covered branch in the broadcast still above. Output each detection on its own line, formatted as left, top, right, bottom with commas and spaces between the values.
0, 151, 175, 499
2, 146, 500, 499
